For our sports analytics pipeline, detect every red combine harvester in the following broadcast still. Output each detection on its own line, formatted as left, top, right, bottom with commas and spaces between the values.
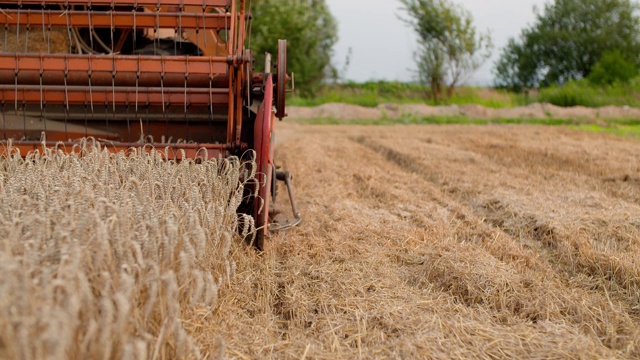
0, 0, 301, 249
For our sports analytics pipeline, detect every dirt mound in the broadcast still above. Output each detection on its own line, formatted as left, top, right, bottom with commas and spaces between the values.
598, 105, 640, 119
288, 102, 640, 121
294, 103, 380, 120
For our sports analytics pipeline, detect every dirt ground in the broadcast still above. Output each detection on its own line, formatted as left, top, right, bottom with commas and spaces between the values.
288, 103, 640, 121
194, 123, 640, 359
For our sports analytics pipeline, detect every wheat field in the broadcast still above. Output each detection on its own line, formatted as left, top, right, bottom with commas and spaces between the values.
0, 140, 253, 359
1, 123, 640, 359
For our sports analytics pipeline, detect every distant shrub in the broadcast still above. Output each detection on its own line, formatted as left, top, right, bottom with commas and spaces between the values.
539, 81, 599, 107
588, 50, 638, 86
538, 79, 640, 107
290, 79, 640, 109
290, 81, 519, 108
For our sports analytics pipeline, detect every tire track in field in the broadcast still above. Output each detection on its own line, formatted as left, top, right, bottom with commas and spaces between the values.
347, 131, 640, 355
448, 133, 640, 306
460, 139, 640, 206
366, 132, 640, 304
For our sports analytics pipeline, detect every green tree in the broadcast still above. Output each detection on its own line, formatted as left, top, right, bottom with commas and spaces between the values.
400, 0, 492, 102
494, 0, 640, 91
250, 0, 338, 97
493, 38, 539, 93
588, 50, 638, 86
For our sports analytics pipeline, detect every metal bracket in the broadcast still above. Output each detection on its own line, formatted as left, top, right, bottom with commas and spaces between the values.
269, 170, 302, 231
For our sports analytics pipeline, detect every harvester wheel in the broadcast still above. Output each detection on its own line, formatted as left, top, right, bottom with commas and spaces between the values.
253, 74, 275, 250
132, 39, 203, 56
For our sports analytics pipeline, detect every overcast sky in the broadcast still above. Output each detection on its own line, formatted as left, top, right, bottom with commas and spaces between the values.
325, 0, 548, 85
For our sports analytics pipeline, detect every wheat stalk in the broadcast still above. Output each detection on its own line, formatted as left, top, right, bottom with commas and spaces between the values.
0, 140, 255, 359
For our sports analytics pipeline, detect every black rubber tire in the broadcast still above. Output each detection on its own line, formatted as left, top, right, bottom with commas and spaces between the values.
132, 39, 203, 56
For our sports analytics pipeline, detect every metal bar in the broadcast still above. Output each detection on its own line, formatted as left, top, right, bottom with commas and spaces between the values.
234, 53, 243, 144
236, 0, 246, 55
1, 141, 228, 160
0, 54, 231, 73
227, 0, 236, 56
0, 54, 230, 87
0, 0, 231, 6
225, 63, 234, 143
0, 10, 235, 30
233, 0, 245, 144
224, 0, 238, 144
0, 85, 229, 106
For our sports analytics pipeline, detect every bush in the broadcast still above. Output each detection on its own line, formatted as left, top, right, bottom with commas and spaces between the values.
539, 81, 600, 107
588, 50, 639, 86
538, 79, 640, 107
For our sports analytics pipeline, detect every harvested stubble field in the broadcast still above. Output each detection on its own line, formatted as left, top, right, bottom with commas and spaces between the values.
1, 123, 640, 359
213, 123, 640, 359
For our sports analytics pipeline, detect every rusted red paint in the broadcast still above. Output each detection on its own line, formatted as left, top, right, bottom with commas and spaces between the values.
253, 73, 274, 249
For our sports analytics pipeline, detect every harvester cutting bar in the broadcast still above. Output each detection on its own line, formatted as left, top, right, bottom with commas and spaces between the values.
0, 0, 231, 6
0, 85, 228, 105
0, 54, 230, 87
0, 9, 238, 30
4, 141, 228, 160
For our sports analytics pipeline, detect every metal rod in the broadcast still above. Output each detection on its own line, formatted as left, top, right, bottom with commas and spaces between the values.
1, 100, 5, 139
87, 6, 94, 51
83, 100, 87, 137
3, 21, 7, 52
0, 85, 230, 106
125, 98, 131, 141
184, 56, 189, 140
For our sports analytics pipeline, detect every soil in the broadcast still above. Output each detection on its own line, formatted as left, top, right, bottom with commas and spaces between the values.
199, 123, 640, 359
288, 102, 640, 121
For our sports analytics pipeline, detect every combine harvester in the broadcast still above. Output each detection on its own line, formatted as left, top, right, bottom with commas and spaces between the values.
0, 0, 300, 249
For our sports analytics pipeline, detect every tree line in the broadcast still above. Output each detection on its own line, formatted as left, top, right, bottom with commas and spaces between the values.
248, 0, 337, 97
402, 0, 640, 100
250, 0, 640, 99
494, 0, 640, 92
